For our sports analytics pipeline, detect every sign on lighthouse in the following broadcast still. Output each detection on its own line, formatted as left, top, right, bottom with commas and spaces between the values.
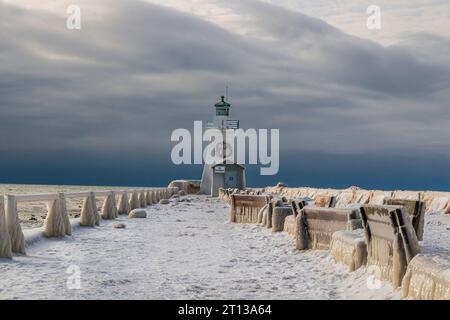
199, 96, 246, 196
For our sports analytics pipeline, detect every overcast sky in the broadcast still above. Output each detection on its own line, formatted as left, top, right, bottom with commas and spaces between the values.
1, 0, 450, 190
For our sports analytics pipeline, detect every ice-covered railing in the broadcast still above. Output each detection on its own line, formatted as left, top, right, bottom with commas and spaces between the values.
0, 187, 178, 259
250, 186, 450, 214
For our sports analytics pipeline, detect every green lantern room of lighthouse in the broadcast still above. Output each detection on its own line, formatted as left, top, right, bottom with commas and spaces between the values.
215, 95, 230, 116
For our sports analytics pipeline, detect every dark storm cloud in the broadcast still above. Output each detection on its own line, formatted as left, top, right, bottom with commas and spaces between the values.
0, 0, 449, 188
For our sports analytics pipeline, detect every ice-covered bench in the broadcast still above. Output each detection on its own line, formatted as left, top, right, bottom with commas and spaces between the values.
314, 195, 336, 208
283, 200, 308, 236
295, 207, 363, 250
219, 188, 242, 205
283, 215, 296, 236
360, 205, 421, 288
422, 191, 450, 214
402, 254, 450, 300
383, 198, 426, 241
218, 188, 228, 203
292, 199, 308, 214
259, 199, 287, 228
330, 229, 367, 271
335, 191, 355, 207
272, 206, 294, 232
369, 191, 394, 205
392, 191, 421, 201
230, 194, 271, 224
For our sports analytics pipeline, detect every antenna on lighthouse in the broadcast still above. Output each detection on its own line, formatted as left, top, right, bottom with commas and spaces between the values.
225, 84, 229, 103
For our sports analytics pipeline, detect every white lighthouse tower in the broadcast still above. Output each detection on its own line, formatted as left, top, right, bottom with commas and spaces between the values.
199, 96, 246, 196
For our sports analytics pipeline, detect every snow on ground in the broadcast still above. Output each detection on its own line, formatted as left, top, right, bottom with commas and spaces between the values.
0, 195, 448, 300
420, 212, 450, 258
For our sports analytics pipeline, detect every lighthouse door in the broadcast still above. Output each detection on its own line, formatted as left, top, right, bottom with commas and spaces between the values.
225, 168, 238, 188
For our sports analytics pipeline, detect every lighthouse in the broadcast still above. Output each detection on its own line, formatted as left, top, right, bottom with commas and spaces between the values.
199, 96, 246, 196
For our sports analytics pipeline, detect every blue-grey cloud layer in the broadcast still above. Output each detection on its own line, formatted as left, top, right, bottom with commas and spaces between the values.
1, 0, 449, 189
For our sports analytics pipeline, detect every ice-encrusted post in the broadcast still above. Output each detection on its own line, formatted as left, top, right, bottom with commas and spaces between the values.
129, 191, 140, 210
80, 192, 96, 227
128, 192, 134, 209
145, 191, 152, 206
101, 192, 118, 220
91, 192, 100, 226
151, 190, 157, 204
101, 192, 111, 220
60, 193, 72, 236
6, 195, 25, 254
117, 192, 130, 215
295, 211, 308, 250
139, 191, 146, 208
0, 196, 13, 259
272, 207, 292, 232
44, 197, 66, 238
230, 196, 236, 223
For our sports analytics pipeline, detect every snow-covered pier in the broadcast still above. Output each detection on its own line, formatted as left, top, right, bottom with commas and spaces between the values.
0, 184, 449, 300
